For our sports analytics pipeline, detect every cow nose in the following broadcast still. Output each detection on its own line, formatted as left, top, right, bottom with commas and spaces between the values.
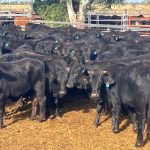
90, 93, 99, 100
66, 83, 73, 88
59, 91, 65, 96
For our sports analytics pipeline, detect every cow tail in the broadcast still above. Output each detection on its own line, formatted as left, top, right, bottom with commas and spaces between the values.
148, 94, 150, 121
147, 94, 150, 139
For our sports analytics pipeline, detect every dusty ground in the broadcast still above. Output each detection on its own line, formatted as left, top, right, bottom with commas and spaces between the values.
0, 90, 150, 150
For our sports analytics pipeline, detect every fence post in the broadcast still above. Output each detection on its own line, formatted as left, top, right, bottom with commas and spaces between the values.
96, 14, 99, 28
121, 13, 128, 32
87, 11, 91, 28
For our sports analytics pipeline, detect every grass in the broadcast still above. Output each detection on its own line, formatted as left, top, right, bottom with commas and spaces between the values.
94, 4, 150, 16
0, 3, 150, 16
0, 4, 32, 13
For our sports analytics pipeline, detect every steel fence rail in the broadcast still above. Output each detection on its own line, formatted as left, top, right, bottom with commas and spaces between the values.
0, 13, 31, 17
0, 17, 150, 32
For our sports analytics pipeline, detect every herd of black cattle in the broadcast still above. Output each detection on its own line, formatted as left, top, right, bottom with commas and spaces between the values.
0, 21, 150, 147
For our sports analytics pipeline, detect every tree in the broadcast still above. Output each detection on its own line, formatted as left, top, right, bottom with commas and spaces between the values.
33, 0, 125, 27
66, 0, 125, 26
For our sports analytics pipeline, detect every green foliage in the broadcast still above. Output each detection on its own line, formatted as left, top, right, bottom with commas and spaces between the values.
33, 2, 69, 27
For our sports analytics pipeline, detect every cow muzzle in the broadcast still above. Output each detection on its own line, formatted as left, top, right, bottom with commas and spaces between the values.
66, 83, 73, 88
90, 93, 99, 100
59, 91, 66, 97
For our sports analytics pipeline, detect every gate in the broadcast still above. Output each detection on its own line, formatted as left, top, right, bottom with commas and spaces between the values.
86, 11, 150, 34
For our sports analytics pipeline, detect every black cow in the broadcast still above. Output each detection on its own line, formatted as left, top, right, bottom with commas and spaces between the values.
110, 62, 150, 147
15, 51, 70, 117
0, 58, 46, 127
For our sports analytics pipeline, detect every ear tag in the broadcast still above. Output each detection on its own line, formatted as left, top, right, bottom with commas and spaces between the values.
106, 82, 110, 88
5, 43, 9, 47
82, 68, 86, 73
93, 51, 97, 55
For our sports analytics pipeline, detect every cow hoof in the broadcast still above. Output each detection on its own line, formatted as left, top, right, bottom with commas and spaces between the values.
133, 128, 138, 133
28, 116, 36, 121
94, 120, 100, 127
37, 117, 46, 123
133, 124, 138, 133
135, 141, 143, 148
113, 128, 120, 134
55, 114, 61, 118
147, 134, 150, 141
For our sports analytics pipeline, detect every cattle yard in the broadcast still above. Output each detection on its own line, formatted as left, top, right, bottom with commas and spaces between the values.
0, 24, 150, 150
1, 93, 150, 150
0, 2, 150, 150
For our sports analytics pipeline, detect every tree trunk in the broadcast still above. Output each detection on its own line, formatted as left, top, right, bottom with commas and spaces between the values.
78, 0, 91, 23
66, 0, 77, 26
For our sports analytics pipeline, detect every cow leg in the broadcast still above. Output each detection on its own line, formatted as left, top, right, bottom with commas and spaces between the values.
112, 115, 120, 133
102, 101, 110, 116
30, 98, 38, 120
0, 96, 5, 128
94, 100, 104, 127
147, 118, 150, 141
146, 106, 150, 140
111, 95, 121, 133
129, 112, 138, 133
17, 96, 24, 108
38, 96, 46, 122
54, 98, 60, 117
34, 81, 46, 122
135, 114, 145, 147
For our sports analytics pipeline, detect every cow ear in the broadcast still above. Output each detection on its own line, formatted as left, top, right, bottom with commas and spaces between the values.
65, 67, 70, 72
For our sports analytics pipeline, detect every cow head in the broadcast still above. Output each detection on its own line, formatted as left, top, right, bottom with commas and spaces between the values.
88, 69, 114, 100
96, 33, 102, 38
1, 42, 11, 54
51, 46, 61, 55
24, 33, 34, 40
56, 67, 71, 97
73, 35, 80, 40
66, 63, 89, 88
112, 34, 121, 41
2, 32, 8, 36
88, 70, 103, 100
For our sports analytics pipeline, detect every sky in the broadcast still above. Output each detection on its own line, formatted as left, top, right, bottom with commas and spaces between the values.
1, 0, 144, 2
126, 0, 143, 2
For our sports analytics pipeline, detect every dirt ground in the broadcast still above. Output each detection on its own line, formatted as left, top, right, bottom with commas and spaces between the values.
0, 90, 150, 150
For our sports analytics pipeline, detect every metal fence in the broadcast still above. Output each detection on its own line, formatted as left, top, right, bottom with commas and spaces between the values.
0, 11, 150, 34
86, 11, 150, 32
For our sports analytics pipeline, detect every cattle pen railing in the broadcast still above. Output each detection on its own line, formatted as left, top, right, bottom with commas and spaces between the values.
0, 13, 150, 35
86, 12, 150, 34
